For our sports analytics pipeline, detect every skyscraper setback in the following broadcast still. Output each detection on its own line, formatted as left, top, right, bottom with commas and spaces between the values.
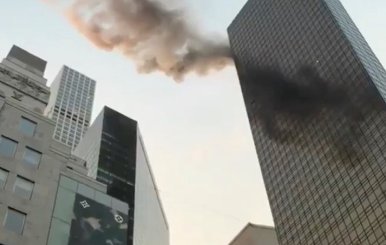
45, 66, 95, 150
74, 106, 169, 245
228, 0, 386, 244
0, 45, 50, 113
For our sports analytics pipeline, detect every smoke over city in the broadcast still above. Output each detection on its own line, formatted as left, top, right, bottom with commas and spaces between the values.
57, 0, 232, 80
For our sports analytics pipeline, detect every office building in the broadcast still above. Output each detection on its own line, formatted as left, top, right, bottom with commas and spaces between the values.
228, 0, 386, 244
74, 106, 169, 245
0, 94, 128, 244
229, 223, 278, 245
0, 45, 50, 113
0, 46, 130, 245
45, 65, 96, 150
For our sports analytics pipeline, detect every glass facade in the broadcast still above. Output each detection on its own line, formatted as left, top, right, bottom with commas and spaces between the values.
96, 107, 138, 243
74, 107, 169, 245
228, 0, 386, 244
48, 175, 129, 245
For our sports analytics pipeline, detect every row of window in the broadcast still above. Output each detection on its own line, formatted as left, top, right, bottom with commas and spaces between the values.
63, 81, 94, 91
0, 136, 42, 168
1, 168, 34, 235
0, 117, 40, 237
0, 169, 34, 199
56, 92, 91, 105
55, 126, 84, 137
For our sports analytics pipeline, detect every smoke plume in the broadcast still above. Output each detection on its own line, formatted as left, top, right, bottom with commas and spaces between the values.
245, 66, 359, 138
61, 0, 232, 80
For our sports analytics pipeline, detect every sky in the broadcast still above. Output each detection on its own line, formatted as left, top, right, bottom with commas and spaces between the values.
0, 1, 385, 245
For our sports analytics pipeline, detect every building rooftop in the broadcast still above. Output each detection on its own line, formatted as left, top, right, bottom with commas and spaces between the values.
7, 45, 47, 74
229, 223, 278, 245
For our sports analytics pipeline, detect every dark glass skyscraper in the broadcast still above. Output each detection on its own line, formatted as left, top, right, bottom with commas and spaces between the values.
74, 106, 169, 245
228, 0, 386, 244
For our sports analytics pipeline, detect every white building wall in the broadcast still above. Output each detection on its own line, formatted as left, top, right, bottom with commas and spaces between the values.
133, 131, 169, 245
45, 66, 96, 151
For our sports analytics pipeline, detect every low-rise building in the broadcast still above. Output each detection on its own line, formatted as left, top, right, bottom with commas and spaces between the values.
229, 223, 279, 245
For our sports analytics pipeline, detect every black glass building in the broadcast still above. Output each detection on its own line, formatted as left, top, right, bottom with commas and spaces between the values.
228, 0, 386, 244
74, 106, 169, 245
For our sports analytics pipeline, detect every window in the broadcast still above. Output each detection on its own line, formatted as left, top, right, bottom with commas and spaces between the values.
22, 147, 42, 168
13, 176, 34, 199
3, 208, 26, 234
0, 136, 17, 158
0, 168, 8, 189
47, 218, 70, 245
19, 117, 37, 137
53, 188, 76, 223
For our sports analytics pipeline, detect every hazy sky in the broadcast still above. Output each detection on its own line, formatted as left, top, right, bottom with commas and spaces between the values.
1, 1, 385, 244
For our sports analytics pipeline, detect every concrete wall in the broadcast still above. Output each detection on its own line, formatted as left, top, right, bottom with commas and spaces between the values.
0, 63, 49, 113
0, 98, 68, 244
1, 58, 47, 85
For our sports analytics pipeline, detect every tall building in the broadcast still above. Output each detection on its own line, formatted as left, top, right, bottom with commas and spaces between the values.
74, 106, 169, 245
0, 46, 129, 245
45, 65, 96, 150
228, 0, 386, 244
229, 223, 278, 245
0, 45, 50, 113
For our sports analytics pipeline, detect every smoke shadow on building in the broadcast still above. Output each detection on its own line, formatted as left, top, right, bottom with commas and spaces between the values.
242, 64, 384, 165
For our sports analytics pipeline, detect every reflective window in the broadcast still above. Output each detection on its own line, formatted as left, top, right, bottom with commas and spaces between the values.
47, 218, 70, 245
0, 168, 8, 189
3, 208, 26, 234
14, 176, 34, 199
0, 136, 17, 158
19, 117, 37, 137
22, 147, 42, 168
53, 188, 76, 223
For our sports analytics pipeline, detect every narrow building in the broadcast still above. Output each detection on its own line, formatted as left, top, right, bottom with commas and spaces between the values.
74, 106, 169, 245
45, 66, 96, 151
